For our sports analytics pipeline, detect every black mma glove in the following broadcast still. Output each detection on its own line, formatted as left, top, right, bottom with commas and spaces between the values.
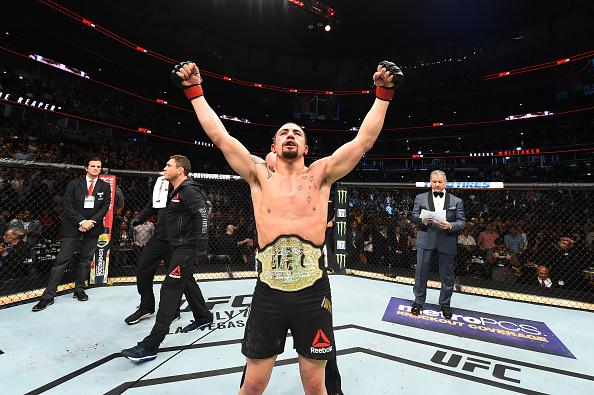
375, 60, 404, 101
171, 61, 204, 100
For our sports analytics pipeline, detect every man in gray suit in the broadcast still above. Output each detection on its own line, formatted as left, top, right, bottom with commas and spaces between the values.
411, 170, 465, 319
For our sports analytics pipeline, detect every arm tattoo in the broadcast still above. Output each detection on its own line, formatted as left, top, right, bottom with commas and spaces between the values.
251, 155, 273, 179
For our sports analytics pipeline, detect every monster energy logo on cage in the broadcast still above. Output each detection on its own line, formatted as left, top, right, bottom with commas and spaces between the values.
336, 253, 346, 268
337, 189, 348, 205
336, 221, 346, 237
334, 187, 348, 272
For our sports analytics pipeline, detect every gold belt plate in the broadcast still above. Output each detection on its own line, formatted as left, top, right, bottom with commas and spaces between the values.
258, 236, 323, 292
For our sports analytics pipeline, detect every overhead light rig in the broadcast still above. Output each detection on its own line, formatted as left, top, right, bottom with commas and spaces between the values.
287, 0, 336, 32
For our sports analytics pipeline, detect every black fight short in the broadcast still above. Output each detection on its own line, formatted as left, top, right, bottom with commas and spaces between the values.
241, 276, 335, 360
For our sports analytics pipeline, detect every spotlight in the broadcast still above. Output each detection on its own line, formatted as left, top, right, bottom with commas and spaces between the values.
324, 24, 331, 32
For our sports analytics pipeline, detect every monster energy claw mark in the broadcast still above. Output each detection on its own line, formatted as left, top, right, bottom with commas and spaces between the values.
337, 189, 348, 204
336, 221, 346, 237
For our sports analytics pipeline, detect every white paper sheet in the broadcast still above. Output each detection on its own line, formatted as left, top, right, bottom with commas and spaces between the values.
419, 209, 446, 222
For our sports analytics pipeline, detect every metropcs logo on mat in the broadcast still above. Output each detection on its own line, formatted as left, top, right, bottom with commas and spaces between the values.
382, 297, 575, 359
311, 329, 333, 354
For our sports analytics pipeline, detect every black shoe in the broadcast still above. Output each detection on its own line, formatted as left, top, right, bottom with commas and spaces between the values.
32, 299, 54, 312
121, 345, 157, 362
411, 303, 422, 316
125, 309, 154, 325
440, 305, 453, 319
73, 291, 88, 301
182, 312, 214, 333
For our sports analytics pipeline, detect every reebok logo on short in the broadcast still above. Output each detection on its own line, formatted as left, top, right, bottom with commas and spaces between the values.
169, 265, 181, 279
310, 329, 333, 354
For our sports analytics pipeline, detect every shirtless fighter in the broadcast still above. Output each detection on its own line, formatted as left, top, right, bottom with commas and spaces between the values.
172, 60, 403, 395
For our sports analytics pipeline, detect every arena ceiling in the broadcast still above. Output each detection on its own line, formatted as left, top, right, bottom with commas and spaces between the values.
11, 0, 593, 64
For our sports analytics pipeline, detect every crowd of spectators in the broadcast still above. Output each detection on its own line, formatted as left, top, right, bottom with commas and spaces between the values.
2, 47, 593, 158
342, 186, 594, 298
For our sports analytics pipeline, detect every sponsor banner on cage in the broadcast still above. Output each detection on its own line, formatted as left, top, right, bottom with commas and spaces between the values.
415, 181, 504, 189
334, 187, 348, 272
382, 297, 575, 359
90, 175, 116, 284
188, 172, 242, 180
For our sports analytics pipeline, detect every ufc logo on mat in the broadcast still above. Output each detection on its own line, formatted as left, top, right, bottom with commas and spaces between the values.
431, 350, 521, 384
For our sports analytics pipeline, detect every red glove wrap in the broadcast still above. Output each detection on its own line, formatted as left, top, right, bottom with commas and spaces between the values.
184, 85, 204, 100
375, 86, 395, 101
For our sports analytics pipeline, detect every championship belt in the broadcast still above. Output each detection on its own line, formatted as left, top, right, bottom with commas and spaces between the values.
258, 236, 323, 292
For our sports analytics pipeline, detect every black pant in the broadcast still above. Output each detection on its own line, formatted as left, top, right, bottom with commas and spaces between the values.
139, 246, 210, 351
136, 237, 208, 314
41, 236, 98, 300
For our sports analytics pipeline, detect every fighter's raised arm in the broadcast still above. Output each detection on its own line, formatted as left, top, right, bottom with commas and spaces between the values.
171, 62, 260, 185
319, 61, 403, 184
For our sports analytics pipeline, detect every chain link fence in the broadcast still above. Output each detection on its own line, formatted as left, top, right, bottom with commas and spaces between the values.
0, 159, 256, 307
1, 159, 593, 311
334, 182, 594, 310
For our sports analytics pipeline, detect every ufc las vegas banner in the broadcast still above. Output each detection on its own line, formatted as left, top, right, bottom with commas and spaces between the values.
90, 175, 116, 284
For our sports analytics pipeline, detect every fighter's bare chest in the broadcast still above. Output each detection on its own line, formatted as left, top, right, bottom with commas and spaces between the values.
257, 174, 322, 207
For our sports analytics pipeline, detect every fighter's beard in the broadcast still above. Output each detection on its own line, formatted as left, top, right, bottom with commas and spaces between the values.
281, 150, 299, 159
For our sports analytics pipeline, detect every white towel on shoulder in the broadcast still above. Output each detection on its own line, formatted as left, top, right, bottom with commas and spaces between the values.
152, 176, 169, 208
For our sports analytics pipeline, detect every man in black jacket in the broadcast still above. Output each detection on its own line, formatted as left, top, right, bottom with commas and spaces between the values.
122, 155, 212, 362
32, 158, 111, 311
124, 175, 213, 329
